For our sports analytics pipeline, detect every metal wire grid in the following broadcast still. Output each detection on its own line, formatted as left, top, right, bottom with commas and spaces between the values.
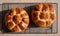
1, 3, 58, 34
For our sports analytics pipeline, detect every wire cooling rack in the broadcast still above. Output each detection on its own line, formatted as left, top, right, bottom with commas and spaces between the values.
1, 3, 58, 34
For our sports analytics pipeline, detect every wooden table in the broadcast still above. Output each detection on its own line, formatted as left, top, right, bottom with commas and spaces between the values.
0, 0, 60, 36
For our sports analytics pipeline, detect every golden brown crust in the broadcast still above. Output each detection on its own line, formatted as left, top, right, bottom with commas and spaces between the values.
32, 3, 56, 27
5, 7, 29, 32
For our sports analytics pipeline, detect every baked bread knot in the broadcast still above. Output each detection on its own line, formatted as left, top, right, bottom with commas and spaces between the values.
32, 4, 56, 27
5, 8, 29, 32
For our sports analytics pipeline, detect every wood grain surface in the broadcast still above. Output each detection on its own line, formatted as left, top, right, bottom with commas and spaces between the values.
0, 0, 60, 36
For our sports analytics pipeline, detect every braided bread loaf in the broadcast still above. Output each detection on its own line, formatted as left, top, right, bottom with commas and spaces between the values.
5, 8, 29, 32
31, 4, 56, 27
